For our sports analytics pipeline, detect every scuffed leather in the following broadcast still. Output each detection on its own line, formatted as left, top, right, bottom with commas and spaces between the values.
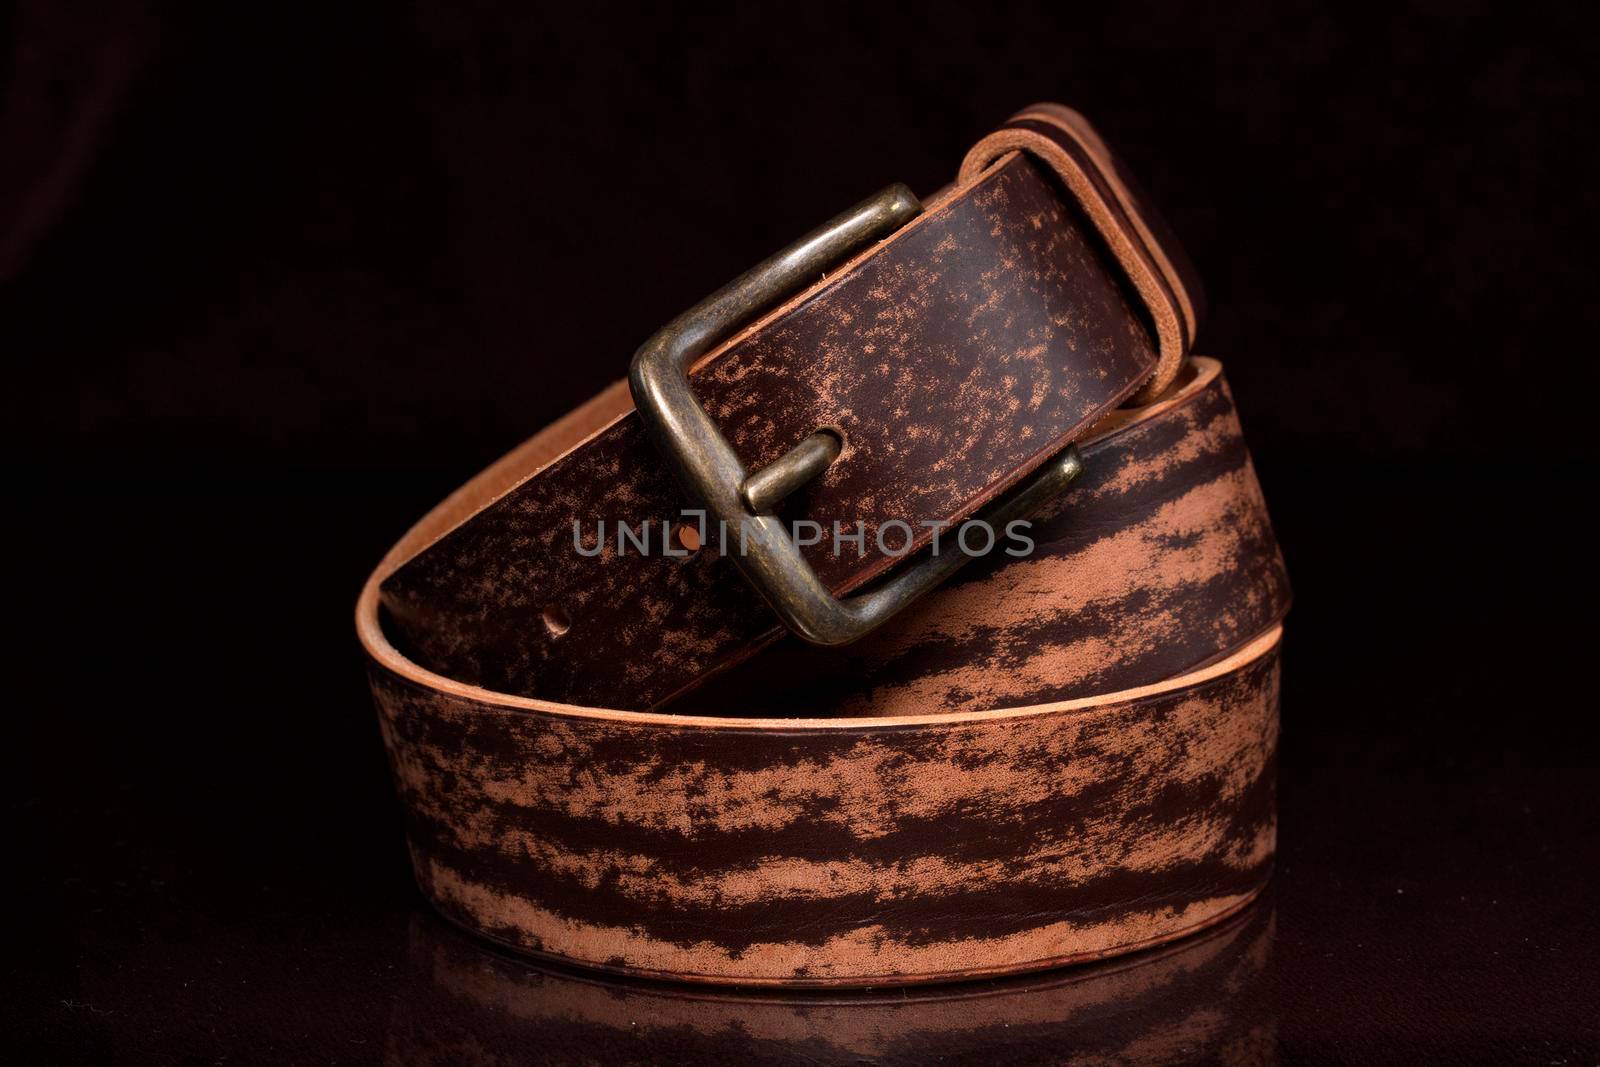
356, 105, 1289, 987
378, 153, 1158, 709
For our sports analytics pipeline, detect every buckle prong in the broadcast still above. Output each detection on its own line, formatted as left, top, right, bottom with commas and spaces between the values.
629, 184, 1083, 646
740, 429, 841, 513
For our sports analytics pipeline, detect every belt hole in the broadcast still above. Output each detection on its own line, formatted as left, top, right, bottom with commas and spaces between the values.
541, 605, 572, 637
675, 522, 702, 553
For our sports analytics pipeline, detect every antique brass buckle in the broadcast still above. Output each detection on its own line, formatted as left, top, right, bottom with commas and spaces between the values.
629, 185, 1083, 646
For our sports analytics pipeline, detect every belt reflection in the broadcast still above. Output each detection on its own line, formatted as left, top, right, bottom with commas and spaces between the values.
388, 898, 1276, 1066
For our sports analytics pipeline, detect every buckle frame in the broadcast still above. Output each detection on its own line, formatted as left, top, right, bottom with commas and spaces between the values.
628, 184, 1083, 646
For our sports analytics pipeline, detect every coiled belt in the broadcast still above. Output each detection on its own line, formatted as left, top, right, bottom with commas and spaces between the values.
357, 104, 1291, 987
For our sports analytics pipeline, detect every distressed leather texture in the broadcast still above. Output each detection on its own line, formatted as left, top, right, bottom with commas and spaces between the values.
379, 152, 1159, 710
358, 105, 1290, 986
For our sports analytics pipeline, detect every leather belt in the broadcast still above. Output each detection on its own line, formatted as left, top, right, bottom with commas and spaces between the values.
357, 104, 1291, 987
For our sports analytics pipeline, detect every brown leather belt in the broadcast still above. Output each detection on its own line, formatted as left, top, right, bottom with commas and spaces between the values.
357, 104, 1291, 987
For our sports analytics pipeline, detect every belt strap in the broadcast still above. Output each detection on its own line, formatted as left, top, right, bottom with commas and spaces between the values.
358, 105, 1290, 987
380, 148, 1165, 709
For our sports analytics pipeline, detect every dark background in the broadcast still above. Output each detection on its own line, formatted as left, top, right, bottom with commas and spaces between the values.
6, 1, 1597, 1062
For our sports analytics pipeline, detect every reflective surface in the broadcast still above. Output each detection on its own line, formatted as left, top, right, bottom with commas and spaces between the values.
388, 903, 1276, 1064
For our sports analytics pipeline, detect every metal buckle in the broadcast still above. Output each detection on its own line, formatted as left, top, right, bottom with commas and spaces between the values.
629, 185, 1083, 646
